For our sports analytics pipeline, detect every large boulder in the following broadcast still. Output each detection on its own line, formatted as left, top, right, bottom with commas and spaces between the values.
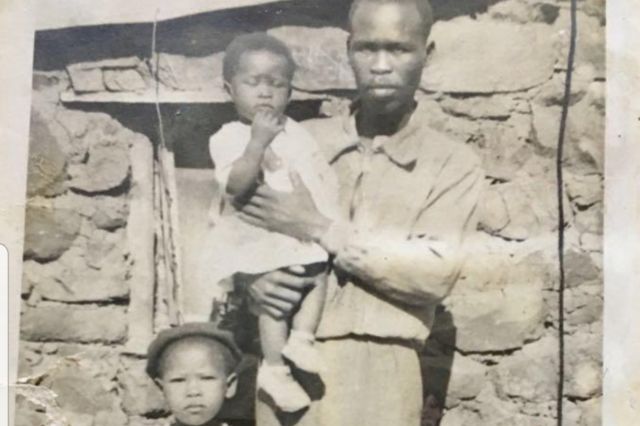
432, 237, 547, 352
422, 18, 556, 93
67, 123, 131, 194
26, 230, 130, 303
21, 305, 128, 343
268, 26, 355, 92
23, 205, 81, 262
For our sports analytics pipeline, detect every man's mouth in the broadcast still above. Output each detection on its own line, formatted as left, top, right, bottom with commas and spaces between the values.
367, 85, 399, 96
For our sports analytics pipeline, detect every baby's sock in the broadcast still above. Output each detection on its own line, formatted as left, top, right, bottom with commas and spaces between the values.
282, 330, 324, 374
257, 362, 310, 412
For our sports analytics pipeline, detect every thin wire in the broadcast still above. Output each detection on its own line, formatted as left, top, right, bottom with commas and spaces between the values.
556, 0, 578, 423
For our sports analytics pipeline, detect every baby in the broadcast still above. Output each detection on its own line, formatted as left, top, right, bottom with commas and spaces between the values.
146, 323, 242, 426
194, 33, 338, 412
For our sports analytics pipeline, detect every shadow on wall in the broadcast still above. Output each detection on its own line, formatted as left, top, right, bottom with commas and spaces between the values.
33, 0, 503, 70
421, 307, 456, 426
63, 100, 326, 169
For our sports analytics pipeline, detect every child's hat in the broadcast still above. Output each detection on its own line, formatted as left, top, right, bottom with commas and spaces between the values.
146, 322, 242, 379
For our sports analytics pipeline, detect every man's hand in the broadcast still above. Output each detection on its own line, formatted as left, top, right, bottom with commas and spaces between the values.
251, 110, 284, 147
238, 171, 331, 242
248, 266, 317, 319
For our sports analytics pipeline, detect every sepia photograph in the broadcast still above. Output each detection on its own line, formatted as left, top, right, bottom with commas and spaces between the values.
6, 0, 607, 424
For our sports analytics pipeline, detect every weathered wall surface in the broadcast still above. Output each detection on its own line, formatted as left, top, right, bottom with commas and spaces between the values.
17, 0, 604, 425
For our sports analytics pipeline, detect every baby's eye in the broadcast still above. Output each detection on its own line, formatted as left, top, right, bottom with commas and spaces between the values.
243, 78, 259, 86
169, 377, 186, 383
201, 375, 218, 381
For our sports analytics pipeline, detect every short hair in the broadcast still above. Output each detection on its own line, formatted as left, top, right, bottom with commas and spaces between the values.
348, 0, 435, 39
223, 32, 296, 83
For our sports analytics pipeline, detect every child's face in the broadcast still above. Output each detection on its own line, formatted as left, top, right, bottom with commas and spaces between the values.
156, 339, 236, 426
226, 49, 292, 122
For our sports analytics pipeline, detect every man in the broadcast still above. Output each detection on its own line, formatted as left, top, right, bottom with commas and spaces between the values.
238, 0, 484, 424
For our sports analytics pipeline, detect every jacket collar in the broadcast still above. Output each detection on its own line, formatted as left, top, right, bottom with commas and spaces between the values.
328, 100, 423, 169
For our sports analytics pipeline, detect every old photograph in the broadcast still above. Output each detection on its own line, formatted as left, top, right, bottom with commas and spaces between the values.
10, 0, 604, 425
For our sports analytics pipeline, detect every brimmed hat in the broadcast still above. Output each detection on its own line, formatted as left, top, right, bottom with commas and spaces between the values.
146, 322, 242, 379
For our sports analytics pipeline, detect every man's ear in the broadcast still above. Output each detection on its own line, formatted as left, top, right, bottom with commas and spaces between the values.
225, 372, 238, 399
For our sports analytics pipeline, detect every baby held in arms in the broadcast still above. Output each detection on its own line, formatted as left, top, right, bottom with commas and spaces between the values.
197, 33, 338, 412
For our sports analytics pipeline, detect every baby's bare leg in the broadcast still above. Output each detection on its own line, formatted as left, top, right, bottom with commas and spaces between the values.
260, 313, 289, 365
292, 271, 327, 334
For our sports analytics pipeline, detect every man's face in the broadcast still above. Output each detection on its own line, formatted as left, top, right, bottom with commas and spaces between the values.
156, 339, 236, 426
348, 2, 428, 114
226, 49, 292, 122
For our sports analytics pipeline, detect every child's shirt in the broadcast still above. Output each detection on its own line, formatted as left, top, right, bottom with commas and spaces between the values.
200, 117, 338, 288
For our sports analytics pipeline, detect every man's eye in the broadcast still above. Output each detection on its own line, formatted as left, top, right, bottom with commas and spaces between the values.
244, 78, 259, 86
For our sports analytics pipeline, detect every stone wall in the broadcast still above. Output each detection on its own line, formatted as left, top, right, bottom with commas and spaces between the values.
17, 0, 604, 425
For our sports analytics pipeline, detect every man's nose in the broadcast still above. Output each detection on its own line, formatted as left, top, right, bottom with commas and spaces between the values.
371, 51, 392, 74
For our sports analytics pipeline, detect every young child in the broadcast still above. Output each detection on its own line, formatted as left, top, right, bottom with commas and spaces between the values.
146, 322, 242, 426
193, 33, 338, 413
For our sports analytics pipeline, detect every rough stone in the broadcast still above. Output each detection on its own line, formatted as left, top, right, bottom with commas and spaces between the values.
481, 176, 564, 241
494, 336, 557, 402
104, 69, 147, 92
531, 102, 565, 153
575, 397, 602, 426
91, 195, 129, 230
68, 125, 131, 193
566, 284, 603, 328
27, 110, 68, 197
37, 358, 119, 415
566, 358, 601, 399
434, 241, 546, 352
29, 235, 130, 303
422, 18, 556, 93
21, 305, 127, 343
268, 26, 355, 92
156, 52, 225, 94
14, 393, 49, 426
118, 358, 168, 416
66, 65, 105, 93
440, 405, 482, 426
94, 409, 130, 426
574, 205, 602, 235
473, 383, 556, 425
533, 64, 596, 107
471, 112, 536, 182
439, 95, 514, 120
565, 248, 600, 288
422, 351, 488, 408
555, 10, 605, 78
489, 0, 560, 24
567, 82, 605, 173
565, 172, 603, 208
477, 185, 510, 235
23, 205, 81, 262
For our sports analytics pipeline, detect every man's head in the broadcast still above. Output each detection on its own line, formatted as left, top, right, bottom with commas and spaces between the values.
347, 0, 434, 114
223, 32, 296, 122
147, 324, 241, 426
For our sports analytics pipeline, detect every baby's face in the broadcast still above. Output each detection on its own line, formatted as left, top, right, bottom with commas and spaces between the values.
157, 339, 234, 426
226, 49, 292, 122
